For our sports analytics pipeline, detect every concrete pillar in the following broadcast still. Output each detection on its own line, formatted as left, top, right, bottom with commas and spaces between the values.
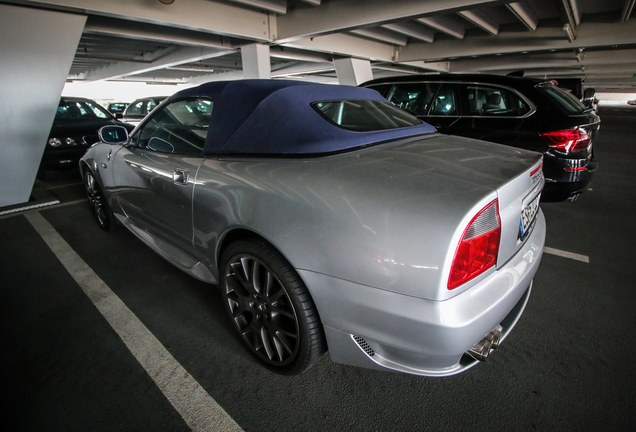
241, 44, 271, 79
0, 5, 86, 207
334, 57, 374, 86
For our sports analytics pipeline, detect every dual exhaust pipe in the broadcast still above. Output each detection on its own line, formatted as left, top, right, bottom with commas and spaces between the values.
467, 325, 503, 362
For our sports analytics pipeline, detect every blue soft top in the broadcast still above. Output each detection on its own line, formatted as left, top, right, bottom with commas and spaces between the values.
170, 79, 436, 155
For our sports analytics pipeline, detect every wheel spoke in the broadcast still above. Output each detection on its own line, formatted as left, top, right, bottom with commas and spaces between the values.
271, 305, 296, 320
222, 250, 305, 368
260, 325, 275, 360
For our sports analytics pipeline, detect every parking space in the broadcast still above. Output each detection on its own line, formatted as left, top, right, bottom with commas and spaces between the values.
2, 110, 635, 431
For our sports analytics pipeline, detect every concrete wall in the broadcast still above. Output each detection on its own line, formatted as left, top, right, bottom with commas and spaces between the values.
0, 4, 86, 207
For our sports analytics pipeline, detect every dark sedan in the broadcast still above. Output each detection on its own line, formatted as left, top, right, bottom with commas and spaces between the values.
41, 97, 134, 173
121, 96, 166, 126
362, 74, 600, 202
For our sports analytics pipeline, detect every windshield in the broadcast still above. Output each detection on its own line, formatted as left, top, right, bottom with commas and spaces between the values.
56, 100, 112, 120
537, 83, 586, 114
312, 100, 422, 132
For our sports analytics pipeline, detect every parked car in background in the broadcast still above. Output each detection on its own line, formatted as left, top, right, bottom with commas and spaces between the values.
121, 96, 166, 126
40, 97, 133, 174
81, 79, 545, 377
362, 74, 600, 202
106, 102, 129, 117
627, 99, 636, 106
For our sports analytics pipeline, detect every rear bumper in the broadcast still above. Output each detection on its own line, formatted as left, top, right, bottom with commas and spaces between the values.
542, 155, 597, 201
300, 210, 545, 377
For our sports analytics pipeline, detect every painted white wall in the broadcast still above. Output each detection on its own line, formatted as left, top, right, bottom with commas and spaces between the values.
0, 4, 86, 207
597, 93, 636, 105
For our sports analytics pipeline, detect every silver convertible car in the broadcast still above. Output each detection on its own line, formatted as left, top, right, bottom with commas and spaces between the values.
80, 80, 545, 376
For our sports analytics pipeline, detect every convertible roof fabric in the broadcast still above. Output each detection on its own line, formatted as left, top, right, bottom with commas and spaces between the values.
170, 80, 436, 155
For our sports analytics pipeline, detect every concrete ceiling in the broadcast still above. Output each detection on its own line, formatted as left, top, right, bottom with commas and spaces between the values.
7, 0, 636, 91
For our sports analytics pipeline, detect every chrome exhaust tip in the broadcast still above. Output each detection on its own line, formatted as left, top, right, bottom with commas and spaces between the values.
467, 325, 503, 362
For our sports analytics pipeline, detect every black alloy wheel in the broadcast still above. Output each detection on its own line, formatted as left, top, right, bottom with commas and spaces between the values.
220, 239, 325, 375
84, 170, 115, 231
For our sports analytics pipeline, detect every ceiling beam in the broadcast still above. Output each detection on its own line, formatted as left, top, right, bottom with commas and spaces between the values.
83, 16, 234, 49
81, 46, 236, 81
417, 16, 465, 39
275, 0, 500, 42
506, 2, 538, 31
5, 0, 273, 41
280, 33, 396, 62
400, 19, 636, 62
381, 22, 435, 43
457, 9, 499, 35
621, 0, 636, 22
349, 28, 408, 46
226, 0, 286, 15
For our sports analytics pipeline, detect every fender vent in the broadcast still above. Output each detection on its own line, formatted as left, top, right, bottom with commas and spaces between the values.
352, 335, 375, 357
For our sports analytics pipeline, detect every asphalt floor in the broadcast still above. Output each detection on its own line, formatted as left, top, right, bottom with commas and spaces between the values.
2, 107, 635, 431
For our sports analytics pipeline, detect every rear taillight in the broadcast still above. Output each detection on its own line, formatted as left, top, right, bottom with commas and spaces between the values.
540, 128, 591, 153
448, 200, 501, 290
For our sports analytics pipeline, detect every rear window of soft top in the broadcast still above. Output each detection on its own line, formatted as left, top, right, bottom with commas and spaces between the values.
312, 99, 422, 132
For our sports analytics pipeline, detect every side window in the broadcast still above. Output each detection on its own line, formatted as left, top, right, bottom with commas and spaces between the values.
146, 99, 158, 114
85, 101, 109, 119
387, 83, 439, 115
137, 98, 213, 156
126, 101, 144, 116
430, 83, 457, 116
466, 85, 531, 116
365, 84, 392, 98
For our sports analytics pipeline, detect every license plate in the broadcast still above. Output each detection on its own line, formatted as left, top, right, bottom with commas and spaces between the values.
519, 194, 540, 239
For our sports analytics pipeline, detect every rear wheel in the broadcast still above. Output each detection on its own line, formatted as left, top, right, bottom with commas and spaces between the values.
84, 170, 115, 231
219, 239, 325, 375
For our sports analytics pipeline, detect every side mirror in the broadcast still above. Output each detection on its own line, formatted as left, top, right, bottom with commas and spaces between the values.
98, 125, 129, 145
583, 88, 595, 99
114, 113, 123, 119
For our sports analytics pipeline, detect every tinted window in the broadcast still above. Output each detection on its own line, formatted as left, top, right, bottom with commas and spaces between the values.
366, 84, 392, 98
537, 84, 586, 114
126, 101, 145, 117
146, 99, 158, 113
137, 98, 213, 156
430, 83, 457, 116
312, 100, 422, 132
387, 83, 439, 115
55, 100, 110, 120
465, 85, 531, 116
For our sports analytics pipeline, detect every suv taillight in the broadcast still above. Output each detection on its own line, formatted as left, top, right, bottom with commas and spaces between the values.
540, 128, 591, 153
448, 200, 501, 290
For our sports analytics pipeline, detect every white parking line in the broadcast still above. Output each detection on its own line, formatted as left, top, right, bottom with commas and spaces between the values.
544, 246, 589, 263
25, 211, 243, 432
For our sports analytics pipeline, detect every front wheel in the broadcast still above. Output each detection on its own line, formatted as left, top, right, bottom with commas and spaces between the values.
219, 239, 325, 375
84, 170, 115, 231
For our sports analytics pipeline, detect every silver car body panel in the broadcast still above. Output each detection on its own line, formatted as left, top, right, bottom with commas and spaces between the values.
82, 129, 545, 376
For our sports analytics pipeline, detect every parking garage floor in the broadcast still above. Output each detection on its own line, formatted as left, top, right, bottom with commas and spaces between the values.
2, 108, 636, 431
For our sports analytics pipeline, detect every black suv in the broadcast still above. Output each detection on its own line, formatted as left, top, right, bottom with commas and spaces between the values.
362, 74, 600, 202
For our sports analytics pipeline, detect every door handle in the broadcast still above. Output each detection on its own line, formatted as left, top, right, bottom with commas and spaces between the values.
173, 169, 189, 186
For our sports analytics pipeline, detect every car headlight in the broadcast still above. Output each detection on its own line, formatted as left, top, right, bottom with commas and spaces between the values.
48, 138, 62, 147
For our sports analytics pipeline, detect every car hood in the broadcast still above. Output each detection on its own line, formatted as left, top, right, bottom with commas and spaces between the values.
50, 119, 124, 137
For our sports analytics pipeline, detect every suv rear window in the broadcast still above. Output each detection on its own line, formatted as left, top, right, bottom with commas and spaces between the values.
537, 84, 586, 114
312, 100, 422, 132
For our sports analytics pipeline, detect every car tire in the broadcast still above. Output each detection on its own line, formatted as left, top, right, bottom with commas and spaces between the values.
219, 239, 325, 375
84, 170, 116, 231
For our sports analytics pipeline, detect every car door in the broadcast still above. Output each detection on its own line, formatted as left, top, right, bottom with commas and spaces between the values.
111, 97, 213, 255
449, 84, 534, 148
